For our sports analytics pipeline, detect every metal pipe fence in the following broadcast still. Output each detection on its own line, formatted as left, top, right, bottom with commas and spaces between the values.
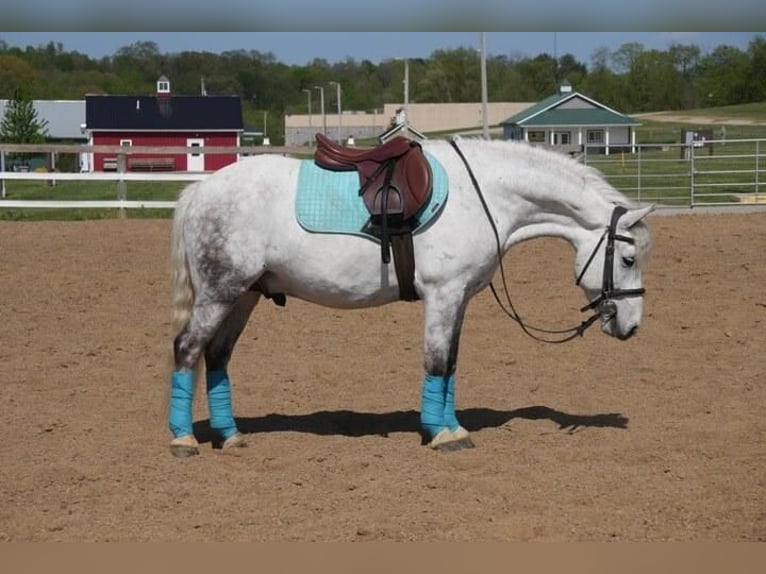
583, 138, 766, 208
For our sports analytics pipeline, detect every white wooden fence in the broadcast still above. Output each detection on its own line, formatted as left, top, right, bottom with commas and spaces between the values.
0, 143, 308, 209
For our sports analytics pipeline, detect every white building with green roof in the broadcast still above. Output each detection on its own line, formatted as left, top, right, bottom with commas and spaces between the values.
500, 82, 640, 155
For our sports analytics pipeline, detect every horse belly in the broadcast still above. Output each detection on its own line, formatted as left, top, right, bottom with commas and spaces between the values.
261, 235, 403, 309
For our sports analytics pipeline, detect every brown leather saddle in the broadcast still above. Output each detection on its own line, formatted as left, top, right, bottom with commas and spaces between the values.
313, 133, 434, 301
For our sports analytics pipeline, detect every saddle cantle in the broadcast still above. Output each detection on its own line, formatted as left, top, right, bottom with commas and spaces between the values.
313, 133, 434, 302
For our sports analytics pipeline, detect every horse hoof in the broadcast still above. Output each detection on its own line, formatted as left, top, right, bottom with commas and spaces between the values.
170, 435, 200, 458
435, 440, 463, 452
429, 428, 463, 451
452, 426, 475, 449
428, 427, 475, 451
221, 432, 248, 450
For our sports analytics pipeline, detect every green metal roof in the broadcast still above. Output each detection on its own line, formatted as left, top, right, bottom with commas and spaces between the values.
501, 92, 569, 125
500, 92, 639, 127
520, 108, 638, 127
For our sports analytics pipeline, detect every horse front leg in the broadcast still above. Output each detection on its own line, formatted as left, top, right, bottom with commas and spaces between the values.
421, 289, 475, 451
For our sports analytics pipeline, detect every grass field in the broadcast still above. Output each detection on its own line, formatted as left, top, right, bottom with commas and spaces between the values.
0, 180, 183, 221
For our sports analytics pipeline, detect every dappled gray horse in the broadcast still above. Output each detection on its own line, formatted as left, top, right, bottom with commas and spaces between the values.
167, 137, 652, 457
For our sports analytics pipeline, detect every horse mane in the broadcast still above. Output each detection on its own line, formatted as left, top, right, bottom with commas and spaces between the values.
431, 137, 652, 265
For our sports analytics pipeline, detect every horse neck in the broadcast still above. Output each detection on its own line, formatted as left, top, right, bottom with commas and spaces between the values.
477, 144, 616, 252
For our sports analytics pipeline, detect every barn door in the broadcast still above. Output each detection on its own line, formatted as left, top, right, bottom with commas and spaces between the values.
186, 138, 205, 172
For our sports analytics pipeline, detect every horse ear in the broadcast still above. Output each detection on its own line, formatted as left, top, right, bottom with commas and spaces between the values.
621, 204, 655, 228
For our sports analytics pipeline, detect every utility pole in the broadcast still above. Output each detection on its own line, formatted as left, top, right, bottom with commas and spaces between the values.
313, 85, 326, 135
480, 32, 489, 140
302, 88, 312, 127
403, 58, 409, 123
329, 81, 342, 142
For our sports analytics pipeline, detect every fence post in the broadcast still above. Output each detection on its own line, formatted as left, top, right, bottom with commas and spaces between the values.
117, 152, 127, 218
689, 142, 696, 208
0, 151, 5, 199
637, 145, 642, 205
756, 140, 761, 202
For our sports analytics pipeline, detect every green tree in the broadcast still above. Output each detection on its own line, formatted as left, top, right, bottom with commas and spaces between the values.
698, 45, 751, 106
0, 89, 49, 165
0, 54, 37, 98
747, 35, 766, 102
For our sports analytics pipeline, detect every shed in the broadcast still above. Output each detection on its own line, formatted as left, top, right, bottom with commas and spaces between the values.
500, 82, 640, 155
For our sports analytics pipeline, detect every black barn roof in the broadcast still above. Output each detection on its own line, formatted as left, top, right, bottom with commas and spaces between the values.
85, 95, 243, 131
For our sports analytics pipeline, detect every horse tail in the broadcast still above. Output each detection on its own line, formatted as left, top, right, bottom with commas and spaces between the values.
171, 185, 195, 338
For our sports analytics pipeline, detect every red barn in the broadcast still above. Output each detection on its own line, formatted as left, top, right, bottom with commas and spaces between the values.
84, 76, 244, 172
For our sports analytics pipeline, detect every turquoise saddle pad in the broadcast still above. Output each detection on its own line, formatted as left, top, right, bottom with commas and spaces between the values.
295, 153, 448, 241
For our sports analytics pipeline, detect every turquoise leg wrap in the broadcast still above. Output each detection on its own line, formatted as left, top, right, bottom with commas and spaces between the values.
443, 373, 460, 431
206, 370, 238, 440
420, 374, 447, 438
169, 370, 194, 438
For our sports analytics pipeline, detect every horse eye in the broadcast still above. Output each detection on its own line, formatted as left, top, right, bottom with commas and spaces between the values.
622, 256, 636, 268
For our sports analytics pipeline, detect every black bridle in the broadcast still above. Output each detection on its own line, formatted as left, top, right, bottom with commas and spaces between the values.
575, 204, 645, 321
449, 138, 645, 344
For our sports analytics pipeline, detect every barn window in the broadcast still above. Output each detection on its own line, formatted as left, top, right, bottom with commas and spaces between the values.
120, 139, 133, 147
527, 131, 545, 143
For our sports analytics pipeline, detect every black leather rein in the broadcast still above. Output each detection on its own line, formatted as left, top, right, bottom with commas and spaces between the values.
449, 138, 644, 344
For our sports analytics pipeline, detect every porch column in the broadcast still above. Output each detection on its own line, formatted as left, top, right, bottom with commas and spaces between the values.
605, 129, 610, 156
631, 129, 636, 154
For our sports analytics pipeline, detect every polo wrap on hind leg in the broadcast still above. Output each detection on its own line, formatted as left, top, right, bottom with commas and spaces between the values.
206, 370, 238, 439
168, 370, 195, 438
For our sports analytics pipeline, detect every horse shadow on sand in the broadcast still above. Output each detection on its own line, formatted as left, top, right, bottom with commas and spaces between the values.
192, 406, 629, 446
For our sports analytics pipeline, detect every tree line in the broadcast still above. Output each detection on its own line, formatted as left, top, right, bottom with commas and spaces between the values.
1, 36, 765, 145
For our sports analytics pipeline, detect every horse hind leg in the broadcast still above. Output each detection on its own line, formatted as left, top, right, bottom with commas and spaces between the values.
203, 291, 261, 452
169, 299, 241, 458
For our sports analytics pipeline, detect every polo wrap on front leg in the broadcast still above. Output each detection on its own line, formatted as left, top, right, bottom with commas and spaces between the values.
443, 373, 460, 431
168, 370, 194, 438
206, 370, 238, 439
420, 374, 447, 438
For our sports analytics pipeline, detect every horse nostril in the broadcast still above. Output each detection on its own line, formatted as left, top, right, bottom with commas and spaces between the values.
627, 325, 638, 339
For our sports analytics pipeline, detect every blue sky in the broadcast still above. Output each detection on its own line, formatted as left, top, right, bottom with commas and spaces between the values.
0, 32, 762, 67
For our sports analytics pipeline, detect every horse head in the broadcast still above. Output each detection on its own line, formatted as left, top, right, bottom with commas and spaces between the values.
575, 204, 654, 340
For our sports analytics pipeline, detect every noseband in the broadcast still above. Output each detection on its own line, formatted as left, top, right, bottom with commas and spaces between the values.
449, 138, 645, 343
575, 205, 646, 321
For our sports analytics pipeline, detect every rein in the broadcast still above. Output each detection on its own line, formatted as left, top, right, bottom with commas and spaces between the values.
449, 138, 638, 344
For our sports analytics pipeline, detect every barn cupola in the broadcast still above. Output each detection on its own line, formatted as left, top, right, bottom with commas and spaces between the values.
156, 75, 171, 97
558, 80, 572, 95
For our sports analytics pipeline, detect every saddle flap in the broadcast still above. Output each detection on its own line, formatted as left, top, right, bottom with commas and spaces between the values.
397, 148, 433, 207
363, 150, 433, 218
